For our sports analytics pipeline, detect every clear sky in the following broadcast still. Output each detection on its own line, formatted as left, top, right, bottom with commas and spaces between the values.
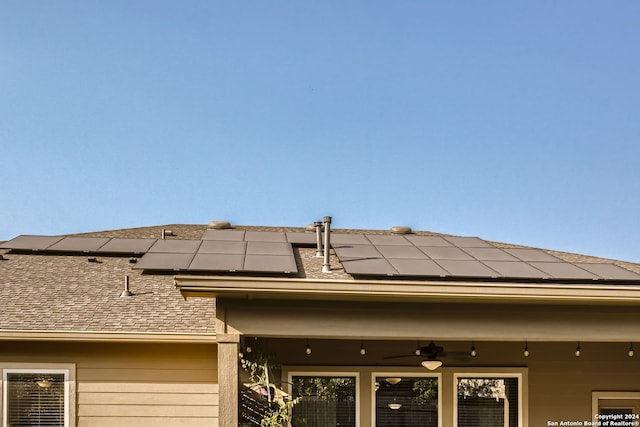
1, 1, 639, 262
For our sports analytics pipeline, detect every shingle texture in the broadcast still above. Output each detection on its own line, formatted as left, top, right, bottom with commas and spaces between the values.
2, 223, 639, 334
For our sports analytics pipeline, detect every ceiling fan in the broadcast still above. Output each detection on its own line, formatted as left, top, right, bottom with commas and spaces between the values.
385, 341, 472, 370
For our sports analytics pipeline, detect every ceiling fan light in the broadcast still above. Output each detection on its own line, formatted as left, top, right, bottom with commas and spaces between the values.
421, 359, 443, 370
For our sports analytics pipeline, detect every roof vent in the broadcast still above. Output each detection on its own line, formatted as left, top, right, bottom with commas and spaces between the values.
161, 229, 176, 239
390, 226, 412, 235
120, 276, 133, 298
208, 221, 231, 230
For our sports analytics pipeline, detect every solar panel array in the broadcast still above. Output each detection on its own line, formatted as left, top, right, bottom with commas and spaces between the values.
2, 232, 640, 281
333, 234, 640, 281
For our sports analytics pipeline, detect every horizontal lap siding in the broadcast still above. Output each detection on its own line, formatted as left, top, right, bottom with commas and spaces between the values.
76, 343, 219, 427
0, 341, 219, 427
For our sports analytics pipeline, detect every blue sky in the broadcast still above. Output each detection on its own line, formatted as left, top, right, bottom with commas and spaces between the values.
1, 1, 639, 261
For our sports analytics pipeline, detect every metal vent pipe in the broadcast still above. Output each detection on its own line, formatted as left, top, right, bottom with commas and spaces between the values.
120, 275, 133, 298
322, 216, 332, 273
314, 221, 323, 257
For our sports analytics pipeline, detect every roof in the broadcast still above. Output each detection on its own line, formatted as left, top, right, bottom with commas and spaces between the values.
2, 223, 640, 338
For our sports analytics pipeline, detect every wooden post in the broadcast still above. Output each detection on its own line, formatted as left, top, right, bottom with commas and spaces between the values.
217, 333, 240, 427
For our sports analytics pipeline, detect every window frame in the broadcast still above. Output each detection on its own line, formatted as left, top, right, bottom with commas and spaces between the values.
453, 371, 525, 427
1, 363, 76, 427
592, 391, 640, 422
287, 370, 360, 427
371, 371, 442, 427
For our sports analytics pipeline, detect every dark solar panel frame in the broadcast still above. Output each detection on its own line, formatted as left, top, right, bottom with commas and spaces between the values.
388, 259, 449, 277
417, 246, 474, 260
46, 237, 111, 252
463, 247, 520, 261
246, 242, 293, 256
0, 235, 65, 250
96, 238, 157, 254
503, 248, 562, 262
148, 240, 202, 254
286, 232, 317, 245
340, 257, 397, 276
482, 261, 549, 279
333, 244, 382, 258
133, 253, 195, 271
188, 253, 245, 272
575, 263, 640, 280
435, 260, 500, 278
374, 245, 429, 259
443, 236, 493, 248
244, 231, 287, 242
365, 235, 412, 246
404, 236, 453, 247
198, 240, 247, 254
528, 262, 599, 280
330, 234, 371, 245
201, 229, 246, 241
244, 254, 298, 273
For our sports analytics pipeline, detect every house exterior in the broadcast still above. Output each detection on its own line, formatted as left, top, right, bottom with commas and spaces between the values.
2, 220, 640, 427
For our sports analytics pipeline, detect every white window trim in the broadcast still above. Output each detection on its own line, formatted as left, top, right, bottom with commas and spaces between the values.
372, 371, 442, 427
453, 370, 526, 427
1, 363, 76, 427
287, 370, 361, 427
591, 391, 640, 422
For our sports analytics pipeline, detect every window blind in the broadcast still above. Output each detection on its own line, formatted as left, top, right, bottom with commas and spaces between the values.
5, 373, 65, 427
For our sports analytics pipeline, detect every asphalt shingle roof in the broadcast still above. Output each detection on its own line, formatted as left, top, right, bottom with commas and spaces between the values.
1, 223, 639, 335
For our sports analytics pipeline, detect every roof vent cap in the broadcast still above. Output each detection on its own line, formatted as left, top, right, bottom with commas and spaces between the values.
208, 221, 231, 230
390, 226, 412, 235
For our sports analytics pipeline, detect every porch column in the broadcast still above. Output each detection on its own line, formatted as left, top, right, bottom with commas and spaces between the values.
217, 333, 240, 427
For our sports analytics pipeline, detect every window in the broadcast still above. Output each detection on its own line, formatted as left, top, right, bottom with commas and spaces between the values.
1, 365, 75, 427
374, 374, 439, 427
289, 373, 358, 427
592, 392, 640, 423
455, 374, 521, 427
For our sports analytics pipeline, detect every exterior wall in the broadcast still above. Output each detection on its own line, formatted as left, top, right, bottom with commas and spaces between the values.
250, 339, 640, 426
0, 341, 218, 427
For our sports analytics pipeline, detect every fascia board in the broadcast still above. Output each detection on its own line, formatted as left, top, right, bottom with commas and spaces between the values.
175, 275, 640, 305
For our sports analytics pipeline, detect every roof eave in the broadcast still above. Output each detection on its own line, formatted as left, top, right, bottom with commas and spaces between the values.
175, 275, 640, 305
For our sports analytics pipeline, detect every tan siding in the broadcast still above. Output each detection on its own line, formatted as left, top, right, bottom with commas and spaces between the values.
0, 341, 218, 427
78, 417, 218, 427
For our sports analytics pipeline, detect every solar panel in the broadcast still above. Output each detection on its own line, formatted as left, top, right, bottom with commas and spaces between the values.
333, 244, 382, 258
418, 246, 474, 260
340, 257, 397, 275
575, 263, 640, 280
388, 259, 449, 276
330, 234, 370, 245
286, 232, 317, 245
436, 260, 500, 278
244, 231, 287, 242
374, 245, 429, 259
463, 247, 520, 261
96, 238, 157, 254
133, 253, 195, 270
0, 235, 65, 250
482, 261, 548, 279
188, 253, 245, 272
199, 240, 246, 254
365, 235, 411, 246
528, 262, 599, 280
201, 229, 246, 241
244, 254, 298, 273
148, 240, 202, 253
246, 242, 293, 256
46, 237, 111, 252
443, 236, 493, 247
405, 235, 453, 247
503, 248, 562, 262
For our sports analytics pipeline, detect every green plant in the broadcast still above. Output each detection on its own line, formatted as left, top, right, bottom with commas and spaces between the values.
242, 358, 300, 427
